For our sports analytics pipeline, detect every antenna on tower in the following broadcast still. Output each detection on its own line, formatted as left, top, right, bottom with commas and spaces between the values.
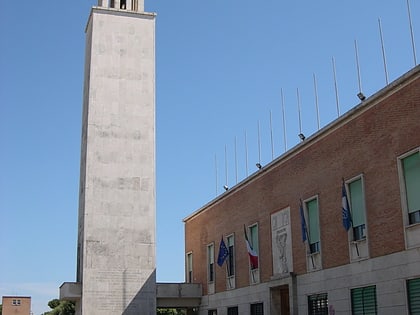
354, 40, 366, 101
378, 18, 389, 85
332, 57, 340, 117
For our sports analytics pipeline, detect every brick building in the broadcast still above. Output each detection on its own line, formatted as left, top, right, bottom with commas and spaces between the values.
183, 65, 420, 315
2, 296, 31, 315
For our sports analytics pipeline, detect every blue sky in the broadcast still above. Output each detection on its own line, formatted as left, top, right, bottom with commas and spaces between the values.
0, 1, 418, 314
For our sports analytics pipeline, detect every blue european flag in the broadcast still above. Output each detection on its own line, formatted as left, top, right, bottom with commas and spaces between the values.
300, 202, 308, 242
217, 237, 229, 267
342, 182, 352, 231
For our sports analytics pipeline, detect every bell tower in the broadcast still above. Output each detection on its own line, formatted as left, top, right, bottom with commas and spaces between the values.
98, 0, 144, 12
61, 1, 156, 314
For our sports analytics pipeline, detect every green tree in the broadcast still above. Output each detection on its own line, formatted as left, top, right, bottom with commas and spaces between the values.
0, 303, 2, 315
43, 299, 75, 315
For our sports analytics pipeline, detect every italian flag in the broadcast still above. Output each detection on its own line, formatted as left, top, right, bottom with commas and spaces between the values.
244, 226, 259, 269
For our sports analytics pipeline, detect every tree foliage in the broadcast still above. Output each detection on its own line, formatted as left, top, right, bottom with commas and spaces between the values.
43, 299, 75, 315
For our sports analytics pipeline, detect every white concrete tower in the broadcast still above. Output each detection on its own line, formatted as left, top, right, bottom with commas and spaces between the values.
61, 0, 156, 314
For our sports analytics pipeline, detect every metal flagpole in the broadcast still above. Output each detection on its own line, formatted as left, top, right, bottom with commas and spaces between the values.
215, 154, 218, 196
244, 130, 249, 177
297, 88, 303, 138
354, 40, 364, 96
270, 110, 274, 160
281, 88, 287, 151
234, 136, 238, 184
378, 18, 389, 85
257, 120, 261, 166
313, 73, 320, 130
406, 0, 417, 65
224, 145, 228, 189
332, 57, 340, 117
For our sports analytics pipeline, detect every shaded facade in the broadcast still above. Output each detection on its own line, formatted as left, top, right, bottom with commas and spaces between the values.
184, 66, 420, 315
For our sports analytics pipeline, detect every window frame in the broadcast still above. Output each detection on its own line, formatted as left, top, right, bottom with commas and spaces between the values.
227, 234, 235, 277
304, 196, 321, 254
250, 302, 264, 315
227, 306, 239, 315
308, 293, 328, 315
207, 243, 215, 283
398, 148, 420, 226
186, 251, 193, 283
351, 285, 377, 315
407, 277, 420, 315
346, 175, 368, 241
12, 299, 21, 306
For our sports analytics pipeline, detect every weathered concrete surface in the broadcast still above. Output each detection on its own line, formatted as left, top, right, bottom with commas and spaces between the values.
156, 283, 202, 308
75, 6, 156, 315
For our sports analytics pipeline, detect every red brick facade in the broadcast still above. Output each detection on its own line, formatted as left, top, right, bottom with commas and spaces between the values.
184, 66, 420, 303
2, 296, 31, 315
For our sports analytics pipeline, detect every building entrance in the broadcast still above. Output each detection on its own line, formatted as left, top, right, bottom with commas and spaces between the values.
270, 285, 290, 315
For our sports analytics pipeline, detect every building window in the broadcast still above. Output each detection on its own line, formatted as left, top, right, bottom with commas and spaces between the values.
120, 0, 126, 9
131, 0, 138, 11
306, 198, 320, 254
186, 252, 193, 283
351, 285, 377, 315
407, 278, 420, 314
227, 234, 235, 277
250, 302, 264, 315
308, 293, 328, 315
348, 177, 367, 240
249, 224, 259, 269
208, 310, 217, 315
110, 0, 115, 8
227, 306, 238, 315
208, 243, 215, 283
12, 299, 21, 306
401, 151, 420, 225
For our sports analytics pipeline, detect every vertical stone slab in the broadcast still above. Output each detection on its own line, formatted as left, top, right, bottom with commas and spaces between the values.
77, 6, 156, 315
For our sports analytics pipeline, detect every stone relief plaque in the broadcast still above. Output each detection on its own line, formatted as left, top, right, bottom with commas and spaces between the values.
271, 207, 293, 276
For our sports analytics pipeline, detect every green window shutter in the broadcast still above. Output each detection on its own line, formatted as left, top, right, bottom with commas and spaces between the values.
408, 278, 420, 314
403, 152, 420, 213
307, 199, 320, 244
349, 178, 366, 227
250, 225, 259, 254
351, 286, 377, 315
